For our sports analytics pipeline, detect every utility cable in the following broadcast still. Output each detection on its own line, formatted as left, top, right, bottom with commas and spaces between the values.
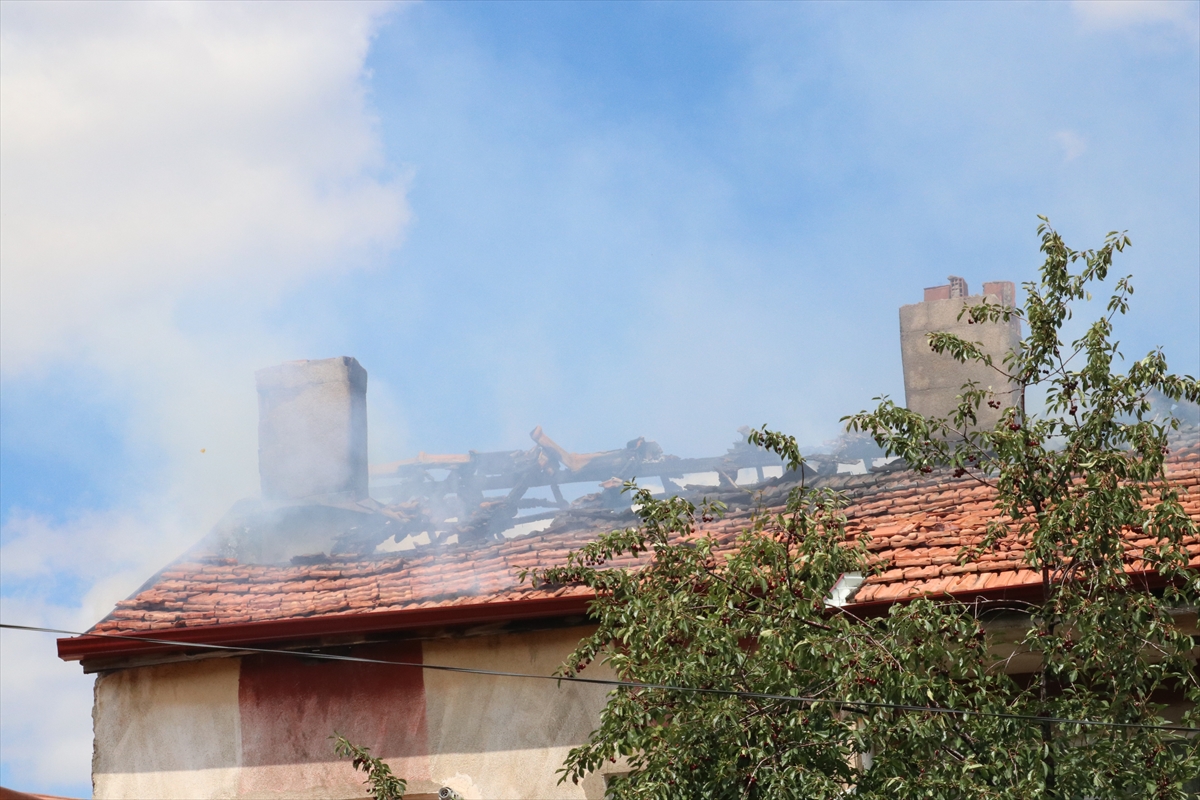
3, 622, 1197, 734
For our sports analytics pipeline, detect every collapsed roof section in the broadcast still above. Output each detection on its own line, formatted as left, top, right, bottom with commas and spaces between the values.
204, 425, 893, 568
366, 425, 888, 546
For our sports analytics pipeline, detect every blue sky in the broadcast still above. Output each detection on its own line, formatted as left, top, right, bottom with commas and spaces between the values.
1, 1, 1197, 794
328, 0, 1200, 458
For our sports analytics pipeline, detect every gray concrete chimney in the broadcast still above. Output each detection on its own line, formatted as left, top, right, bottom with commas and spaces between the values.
255, 357, 368, 504
899, 279, 1022, 428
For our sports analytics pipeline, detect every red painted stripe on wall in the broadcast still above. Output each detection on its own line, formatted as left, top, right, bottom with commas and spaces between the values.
237, 641, 430, 796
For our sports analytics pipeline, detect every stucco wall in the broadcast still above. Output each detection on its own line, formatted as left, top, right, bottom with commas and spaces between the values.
420, 627, 614, 799
236, 640, 429, 799
85, 618, 1200, 798
93, 658, 242, 799
91, 626, 614, 799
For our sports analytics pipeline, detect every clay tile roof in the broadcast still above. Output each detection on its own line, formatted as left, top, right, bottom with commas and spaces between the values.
81, 438, 1200, 643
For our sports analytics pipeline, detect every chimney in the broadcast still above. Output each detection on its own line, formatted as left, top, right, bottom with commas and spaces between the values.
255, 357, 368, 504
899, 280, 1022, 429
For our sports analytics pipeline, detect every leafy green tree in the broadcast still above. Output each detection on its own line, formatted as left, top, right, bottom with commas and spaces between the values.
332, 732, 407, 800
529, 220, 1200, 798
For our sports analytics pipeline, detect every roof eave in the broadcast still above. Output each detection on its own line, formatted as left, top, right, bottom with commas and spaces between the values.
57, 593, 595, 666
58, 570, 1182, 667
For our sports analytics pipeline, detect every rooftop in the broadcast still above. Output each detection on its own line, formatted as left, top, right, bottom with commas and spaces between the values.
60, 431, 1200, 666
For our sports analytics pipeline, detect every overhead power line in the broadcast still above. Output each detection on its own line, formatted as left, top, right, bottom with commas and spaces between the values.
3, 622, 1197, 734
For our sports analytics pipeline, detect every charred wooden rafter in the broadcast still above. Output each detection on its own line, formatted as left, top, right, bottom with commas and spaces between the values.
367, 426, 798, 544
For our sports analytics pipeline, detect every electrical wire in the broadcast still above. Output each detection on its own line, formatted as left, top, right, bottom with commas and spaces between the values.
5, 622, 1198, 734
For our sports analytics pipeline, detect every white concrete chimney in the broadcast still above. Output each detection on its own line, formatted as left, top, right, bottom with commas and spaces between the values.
255, 357, 368, 504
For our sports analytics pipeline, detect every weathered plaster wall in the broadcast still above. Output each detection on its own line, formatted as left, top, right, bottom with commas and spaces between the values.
86, 617, 1199, 798
420, 626, 615, 799
236, 640, 429, 799
93, 658, 242, 799
91, 627, 616, 799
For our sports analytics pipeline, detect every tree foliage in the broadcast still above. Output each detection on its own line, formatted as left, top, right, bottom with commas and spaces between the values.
529, 220, 1200, 798
332, 732, 407, 800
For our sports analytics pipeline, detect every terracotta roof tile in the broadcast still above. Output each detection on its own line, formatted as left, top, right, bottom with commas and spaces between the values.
87, 440, 1200, 637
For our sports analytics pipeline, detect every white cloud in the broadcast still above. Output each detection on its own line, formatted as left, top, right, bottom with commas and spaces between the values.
1071, 0, 1200, 41
0, 511, 150, 790
1, 507, 190, 795
0, 0, 406, 370
0, 606, 97, 792
0, 1, 407, 792
1054, 129, 1088, 162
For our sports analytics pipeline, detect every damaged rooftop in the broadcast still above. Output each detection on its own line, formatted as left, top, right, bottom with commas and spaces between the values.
61, 350, 1199, 664
219, 356, 903, 569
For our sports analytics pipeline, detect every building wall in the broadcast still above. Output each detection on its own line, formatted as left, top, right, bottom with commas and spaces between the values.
235, 640, 429, 799
422, 629, 612, 800
93, 658, 242, 799
899, 288, 1022, 429
87, 616, 1198, 798
91, 626, 614, 800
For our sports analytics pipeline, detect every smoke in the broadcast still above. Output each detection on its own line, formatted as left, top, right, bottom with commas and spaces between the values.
0, 1, 408, 792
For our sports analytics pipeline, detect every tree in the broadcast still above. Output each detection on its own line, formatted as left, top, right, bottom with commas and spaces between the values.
529, 220, 1200, 798
332, 732, 407, 800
